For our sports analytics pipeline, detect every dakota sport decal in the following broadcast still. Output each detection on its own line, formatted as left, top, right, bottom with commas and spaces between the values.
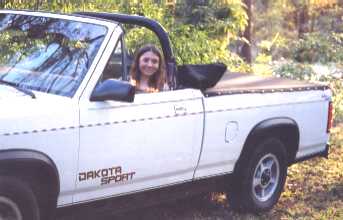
79, 166, 136, 185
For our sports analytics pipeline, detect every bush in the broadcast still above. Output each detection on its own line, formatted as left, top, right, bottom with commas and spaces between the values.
273, 61, 315, 80
169, 25, 250, 72
256, 34, 291, 62
292, 33, 343, 64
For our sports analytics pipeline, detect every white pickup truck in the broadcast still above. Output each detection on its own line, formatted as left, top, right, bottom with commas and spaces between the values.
0, 10, 333, 220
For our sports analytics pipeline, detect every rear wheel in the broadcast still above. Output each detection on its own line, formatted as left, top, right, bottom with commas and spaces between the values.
228, 138, 288, 212
0, 176, 40, 220
252, 153, 280, 202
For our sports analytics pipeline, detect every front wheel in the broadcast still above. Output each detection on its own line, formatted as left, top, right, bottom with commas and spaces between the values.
228, 138, 288, 213
0, 176, 40, 220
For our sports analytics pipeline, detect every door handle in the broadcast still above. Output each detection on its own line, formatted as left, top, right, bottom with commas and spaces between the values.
174, 105, 187, 115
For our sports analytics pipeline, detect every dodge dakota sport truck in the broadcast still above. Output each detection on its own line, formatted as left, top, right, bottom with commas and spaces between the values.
0, 10, 333, 220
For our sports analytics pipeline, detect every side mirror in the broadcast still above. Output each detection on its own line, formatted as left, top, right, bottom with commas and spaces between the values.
90, 79, 135, 102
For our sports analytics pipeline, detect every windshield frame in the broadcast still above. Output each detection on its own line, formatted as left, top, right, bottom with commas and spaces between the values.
0, 10, 117, 99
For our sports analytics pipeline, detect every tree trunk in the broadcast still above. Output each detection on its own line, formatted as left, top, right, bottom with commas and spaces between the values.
0, 0, 6, 9
35, 0, 41, 10
298, 6, 309, 38
240, 0, 252, 63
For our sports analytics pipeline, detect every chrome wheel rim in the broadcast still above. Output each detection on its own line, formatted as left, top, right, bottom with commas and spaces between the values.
252, 153, 280, 202
0, 196, 23, 220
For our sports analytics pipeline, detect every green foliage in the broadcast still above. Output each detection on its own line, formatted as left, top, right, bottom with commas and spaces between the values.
171, 0, 249, 71
253, 0, 298, 48
114, 1, 172, 55
255, 53, 272, 64
273, 61, 315, 81
292, 33, 343, 64
110, 0, 249, 71
175, 0, 247, 36
1, 0, 251, 71
253, 0, 343, 62
256, 33, 290, 61
114, 0, 168, 24
124, 28, 161, 55
169, 24, 250, 72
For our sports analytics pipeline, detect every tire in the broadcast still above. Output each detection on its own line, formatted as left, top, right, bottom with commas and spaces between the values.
0, 176, 40, 220
228, 138, 288, 213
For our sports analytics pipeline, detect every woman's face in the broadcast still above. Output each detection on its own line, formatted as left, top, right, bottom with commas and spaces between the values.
138, 51, 160, 78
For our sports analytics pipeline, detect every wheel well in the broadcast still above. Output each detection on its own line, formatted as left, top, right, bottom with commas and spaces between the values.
0, 162, 59, 219
269, 126, 299, 164
235, 118, 300, 174
1, 160, 58, 191
0, 150, 60, 219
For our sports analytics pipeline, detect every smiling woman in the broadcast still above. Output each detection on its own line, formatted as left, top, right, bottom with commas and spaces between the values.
129, 44, 167, 93
0, 13, 107, 97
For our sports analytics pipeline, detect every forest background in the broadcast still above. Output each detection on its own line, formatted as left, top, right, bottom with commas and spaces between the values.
1, 1, 342, 219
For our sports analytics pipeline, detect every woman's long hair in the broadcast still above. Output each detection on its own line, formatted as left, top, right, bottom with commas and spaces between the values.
129, 44, 166, 91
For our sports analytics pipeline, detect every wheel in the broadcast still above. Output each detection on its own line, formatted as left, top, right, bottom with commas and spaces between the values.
228, 138, 288, 213
0, 176, 40, 220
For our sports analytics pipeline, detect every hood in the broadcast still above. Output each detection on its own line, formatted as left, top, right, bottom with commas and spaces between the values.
0, 85, 31, 100
0, 86, 78, 137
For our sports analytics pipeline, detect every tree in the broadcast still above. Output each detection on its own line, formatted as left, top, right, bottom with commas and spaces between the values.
240, 0, 252, 63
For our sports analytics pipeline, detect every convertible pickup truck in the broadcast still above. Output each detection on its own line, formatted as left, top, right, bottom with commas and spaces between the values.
0, 10, 333, 220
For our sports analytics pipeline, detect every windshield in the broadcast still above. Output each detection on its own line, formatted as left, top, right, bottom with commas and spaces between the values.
0, 13, 107, 97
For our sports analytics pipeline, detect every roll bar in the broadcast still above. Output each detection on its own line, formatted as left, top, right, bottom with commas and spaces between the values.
75, 12, 177, 88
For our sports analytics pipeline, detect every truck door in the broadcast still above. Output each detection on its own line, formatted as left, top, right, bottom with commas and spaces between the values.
75, 37, 204, 203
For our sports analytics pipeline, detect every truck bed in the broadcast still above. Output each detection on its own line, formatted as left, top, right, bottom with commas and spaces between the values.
204, 73, 329, 97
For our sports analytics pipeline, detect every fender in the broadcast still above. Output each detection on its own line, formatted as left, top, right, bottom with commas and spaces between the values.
235, 117, 300, 173
0, 149, 60, 196
249, 117, 299, 135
